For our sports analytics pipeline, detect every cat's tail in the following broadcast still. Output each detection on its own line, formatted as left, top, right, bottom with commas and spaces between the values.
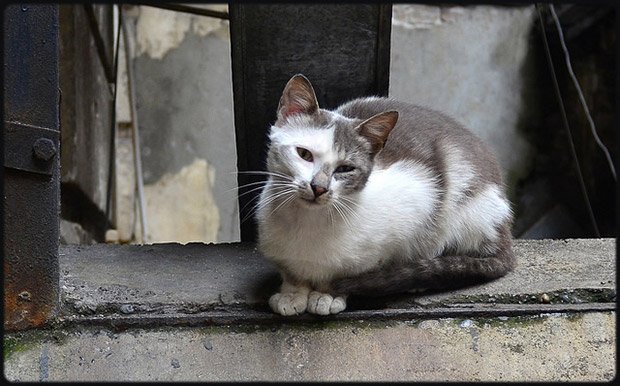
330, 237, 516, 297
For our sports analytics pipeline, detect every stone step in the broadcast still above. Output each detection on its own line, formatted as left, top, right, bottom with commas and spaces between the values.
3, 238, 616, 381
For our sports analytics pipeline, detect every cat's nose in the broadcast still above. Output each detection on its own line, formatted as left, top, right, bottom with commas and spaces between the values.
310, 184, 328, 198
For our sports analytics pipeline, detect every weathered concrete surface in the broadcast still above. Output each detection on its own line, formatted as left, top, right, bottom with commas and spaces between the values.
3, 238, 616, 381
57, 239, 615, 317
4, 312, 615, 381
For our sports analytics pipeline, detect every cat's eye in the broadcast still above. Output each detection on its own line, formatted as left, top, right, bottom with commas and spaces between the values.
296, 147, 313, 162
334, 164, 355, 173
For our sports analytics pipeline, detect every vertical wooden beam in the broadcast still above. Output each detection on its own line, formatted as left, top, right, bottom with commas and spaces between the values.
229, 4, 392, 241
59, 5, 115, 241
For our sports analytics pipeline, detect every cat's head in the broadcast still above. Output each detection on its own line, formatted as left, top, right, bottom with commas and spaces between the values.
265, 74, 398, 208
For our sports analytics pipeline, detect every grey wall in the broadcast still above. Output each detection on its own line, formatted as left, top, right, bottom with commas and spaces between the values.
390, 4, 540, 200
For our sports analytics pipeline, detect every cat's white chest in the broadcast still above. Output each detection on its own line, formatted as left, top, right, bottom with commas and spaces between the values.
259, 207, 372, 284
257, 162, 440, 285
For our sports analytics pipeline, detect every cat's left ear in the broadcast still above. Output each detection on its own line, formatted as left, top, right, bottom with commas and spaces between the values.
357, 111, 399, 155
276, 74, 320, 123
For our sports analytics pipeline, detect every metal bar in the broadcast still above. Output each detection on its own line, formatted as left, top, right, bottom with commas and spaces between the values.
3, 4, 61, 331
375, 4, 393, 97
121, 16, 149, 243
120, 16, 147, 242
142, 3, 229, 19
55, 302, 617, 329
105, 5, 123, 225
83, 4, 115, 84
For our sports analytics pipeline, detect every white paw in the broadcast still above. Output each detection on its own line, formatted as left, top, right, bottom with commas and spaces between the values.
307, 291, 347, 315
269, 292, 308, 316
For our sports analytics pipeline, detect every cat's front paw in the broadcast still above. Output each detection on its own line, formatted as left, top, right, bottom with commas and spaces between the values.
307, 291, 347, 315
269, 292, 308, 316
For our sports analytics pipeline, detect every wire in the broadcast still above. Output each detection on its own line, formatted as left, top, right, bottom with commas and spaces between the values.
105, 5, 123, 228
536, 4, 600, 237
142, 3, 229, 19
122, 15, 149, 243
549, 4, 616, 181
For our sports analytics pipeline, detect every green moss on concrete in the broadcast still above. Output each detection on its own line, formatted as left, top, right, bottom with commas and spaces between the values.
4, 327, 75, 361
3, 331, 46, 360
438, 288, 615, 306
3, 336, 29, 360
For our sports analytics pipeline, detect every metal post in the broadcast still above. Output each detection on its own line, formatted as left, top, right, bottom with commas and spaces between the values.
3, 4, 61, 330
121, 16, 149, 243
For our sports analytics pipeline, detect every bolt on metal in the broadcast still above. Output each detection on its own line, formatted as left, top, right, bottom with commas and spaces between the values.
18, 291, 32, 301
33, 138, 57, 161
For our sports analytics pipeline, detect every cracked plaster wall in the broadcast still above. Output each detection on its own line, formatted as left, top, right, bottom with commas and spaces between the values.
120, 5, 237, 243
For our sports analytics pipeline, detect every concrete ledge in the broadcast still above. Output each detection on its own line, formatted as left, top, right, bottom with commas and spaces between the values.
3, 312, 616, 382
4, 238, 616, 382
55, 238, 616, 327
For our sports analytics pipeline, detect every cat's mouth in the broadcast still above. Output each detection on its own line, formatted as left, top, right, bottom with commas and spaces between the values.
299, 195, 329, 207
300, 196, 321, 204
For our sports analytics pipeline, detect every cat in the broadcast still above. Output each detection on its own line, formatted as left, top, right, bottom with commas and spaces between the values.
256, 74, 515, 316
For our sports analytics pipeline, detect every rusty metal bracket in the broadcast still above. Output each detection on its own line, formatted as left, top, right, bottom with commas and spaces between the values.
4, 121, 59, 176
4, 4, 60, 331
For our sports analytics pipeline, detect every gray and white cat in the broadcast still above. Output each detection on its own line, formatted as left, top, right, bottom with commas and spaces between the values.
256, 74, 515, 316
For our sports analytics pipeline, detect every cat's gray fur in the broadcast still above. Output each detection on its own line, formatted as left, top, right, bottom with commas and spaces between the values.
330, 98, 514, 295
257, 74, 515, 315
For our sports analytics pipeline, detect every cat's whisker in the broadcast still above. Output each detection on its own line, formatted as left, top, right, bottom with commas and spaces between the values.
233, 170, 295, 182
270, 192, 297, 217
338, 201, 357, 230
241, 183, 295, 203
258, 188, 295, 209
338, 196, 362, 212
336, 198, 361, 222
228, 180, 269, 191
236, 185, 269, 200
327, 206, 335, 229
239, 194, 262, 221
223, 182, 267, 195
242, 187, 297, 223
236, 182, 298, 200
242, 190, 286, 218
239, 185, 291, 219
241, 192, 281, 224
331, 201, 353, 231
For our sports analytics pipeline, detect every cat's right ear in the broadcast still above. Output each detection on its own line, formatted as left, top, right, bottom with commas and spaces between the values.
358, 111, 399, 155
276, 74, 320, 123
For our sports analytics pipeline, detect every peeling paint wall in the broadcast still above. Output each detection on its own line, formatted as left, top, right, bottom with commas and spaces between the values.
118, 5, 238, 244
137, 158, 220, 243
135, 6, 229, 60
